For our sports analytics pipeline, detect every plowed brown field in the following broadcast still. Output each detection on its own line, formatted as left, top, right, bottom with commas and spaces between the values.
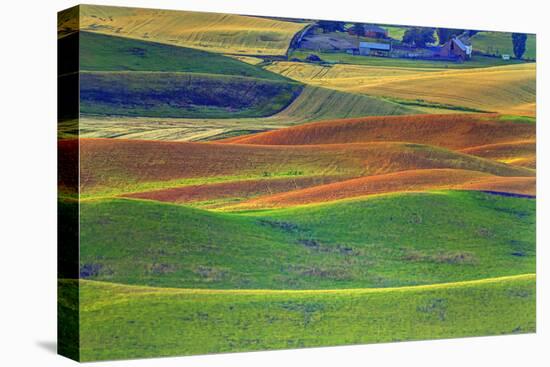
221, 114, 535, 150
61, 138, 533, 197
224, 169, 535, 210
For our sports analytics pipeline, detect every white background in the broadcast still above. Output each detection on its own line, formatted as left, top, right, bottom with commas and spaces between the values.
0, 0, 547, 365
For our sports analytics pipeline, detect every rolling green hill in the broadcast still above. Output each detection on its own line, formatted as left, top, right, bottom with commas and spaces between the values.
61, 274, 535, 361
77, 191, 535, 290
79, 31, 289, 81
79, 71, 303, 118
75, 31, 303, 119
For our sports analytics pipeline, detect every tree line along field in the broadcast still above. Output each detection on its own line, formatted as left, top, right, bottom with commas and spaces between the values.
58, 6, 536, 361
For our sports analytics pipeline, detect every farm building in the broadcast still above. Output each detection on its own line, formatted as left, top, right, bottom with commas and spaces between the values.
359, 41, 392, 56
439, 36, 472, 60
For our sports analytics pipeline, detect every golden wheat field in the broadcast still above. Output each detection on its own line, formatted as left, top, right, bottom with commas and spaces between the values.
68, 4, 308, 55
266, 62, 536, 116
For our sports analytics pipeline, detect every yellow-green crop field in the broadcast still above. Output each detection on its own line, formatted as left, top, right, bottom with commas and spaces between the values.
68, 4, 309, 55
266, 62, 536, 116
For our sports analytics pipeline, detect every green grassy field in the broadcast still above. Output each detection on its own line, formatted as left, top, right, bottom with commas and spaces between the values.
78, 191, 535, 289
79, 71, 302, 118
60, 274, 535, 361
471, 32, 536, 60
79, 31, 290, 81
77, 31, 305, 120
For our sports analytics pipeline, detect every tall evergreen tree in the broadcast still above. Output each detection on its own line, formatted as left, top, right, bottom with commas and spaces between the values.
512, 33, 528, 59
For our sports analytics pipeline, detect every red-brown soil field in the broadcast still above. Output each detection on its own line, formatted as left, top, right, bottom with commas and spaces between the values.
123, 175, 350, 205
221, 114, 535, 150
224, 169, 536, 210
60, 138, 534, 195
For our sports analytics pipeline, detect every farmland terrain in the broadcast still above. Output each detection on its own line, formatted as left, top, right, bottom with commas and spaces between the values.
67, 4, 309, 55
265, 62, 536, 116
58, 6, 537, 361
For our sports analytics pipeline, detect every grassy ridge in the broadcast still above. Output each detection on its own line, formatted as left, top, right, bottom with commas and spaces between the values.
80, 71, 302, 118
79, 191, 535, 289
75, 5, 308, 55
61, 274, 535, 360
79, 32, 290, 81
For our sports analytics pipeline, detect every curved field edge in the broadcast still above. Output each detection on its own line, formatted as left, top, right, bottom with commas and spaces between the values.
59, 274, 536, 361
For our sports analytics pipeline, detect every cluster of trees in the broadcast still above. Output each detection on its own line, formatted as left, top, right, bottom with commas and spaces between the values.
349, 23, 366, 37
401, 27, 474, 47
316, 20, 346, 33
402, 27, 436, 47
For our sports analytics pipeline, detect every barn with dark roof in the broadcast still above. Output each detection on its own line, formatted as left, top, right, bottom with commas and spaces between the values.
439, 36, 473, 60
